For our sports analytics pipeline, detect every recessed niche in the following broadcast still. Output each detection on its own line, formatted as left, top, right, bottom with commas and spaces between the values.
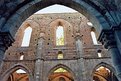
47, 43, 50, 45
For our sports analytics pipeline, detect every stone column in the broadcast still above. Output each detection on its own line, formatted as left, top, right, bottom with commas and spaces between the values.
112, 26, 121, 55
35, 33, 45, 81
0, 32, 14, 66
75, 34, 86, 81
98, 31, 121, 81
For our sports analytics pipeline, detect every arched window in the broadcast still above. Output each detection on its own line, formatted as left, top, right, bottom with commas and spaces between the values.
20, 55, 24, 60
21, 27, 32, 47
56, 26, 64, 46
91, 28, 98, 45
97, 52, 102, 57
97, 50, 102, 57
57, 51, 64, 59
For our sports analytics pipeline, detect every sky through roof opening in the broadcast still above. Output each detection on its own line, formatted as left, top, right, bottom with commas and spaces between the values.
35, 4, 77, 14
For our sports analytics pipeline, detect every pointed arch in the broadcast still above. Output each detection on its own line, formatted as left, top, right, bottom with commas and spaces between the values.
49, 19, 72, 46
93, 62, 116, 73
48, 64, 75, 78
3, 0, 111, 39
92, 62, 118, 81
0, 64, 33, 81
48, 64, 75, 81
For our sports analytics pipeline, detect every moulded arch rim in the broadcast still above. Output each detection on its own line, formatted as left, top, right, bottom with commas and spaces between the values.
2, 0, 110, 38
19, 19, 40, 30
49, 18, 73, 28
92, 62, 116, 75
0, 63, 33, 81
15, 19, 41, 39
48, 64, 75, 80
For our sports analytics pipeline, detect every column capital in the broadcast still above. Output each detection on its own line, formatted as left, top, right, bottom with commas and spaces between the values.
0, 32, 14, 51
39, 32, 45, 39
98, 30, 116, 49
75, 33, 83, 41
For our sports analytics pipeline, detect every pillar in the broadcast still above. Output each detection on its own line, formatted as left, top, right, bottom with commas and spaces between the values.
98, 30, 121, 81
112, 26, 121, 55
35, 33, 45, 81
75, 34, 86, 81
0, 32, 14, 66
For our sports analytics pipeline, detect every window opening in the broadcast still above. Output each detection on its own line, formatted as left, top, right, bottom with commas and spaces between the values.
56, 26, 64, 46
57, 51, 64, 59
21, 27, 32, 47
91, 30, 98, 45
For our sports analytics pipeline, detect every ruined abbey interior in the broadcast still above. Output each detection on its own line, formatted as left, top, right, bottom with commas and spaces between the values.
0, 13, 119, 81
0, 0, 121, 81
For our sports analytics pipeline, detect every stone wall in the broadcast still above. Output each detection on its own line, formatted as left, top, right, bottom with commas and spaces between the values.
0, 13, 114, 81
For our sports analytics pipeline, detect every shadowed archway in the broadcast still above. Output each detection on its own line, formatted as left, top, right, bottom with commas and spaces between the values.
2, 0, 110, 38
92, 62, 119, 81
0, 64, 33, 81
48, 64, 75, 81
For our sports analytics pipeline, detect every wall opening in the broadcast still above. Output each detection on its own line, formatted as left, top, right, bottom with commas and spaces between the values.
97, 50, 102, 58
57, 51, 64, 59
6, 69, 29, 81
93, 66, 118, 81
91, 28, 98, 45
21, 27, 32, 47
56, 26, 64, 46
49, 67, 74, 81
20, 55, 24, 60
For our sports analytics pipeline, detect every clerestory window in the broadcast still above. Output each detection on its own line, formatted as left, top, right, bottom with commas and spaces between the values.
21, 27, 32, 47
91, 28, 98, 45
56, 26, 64, 46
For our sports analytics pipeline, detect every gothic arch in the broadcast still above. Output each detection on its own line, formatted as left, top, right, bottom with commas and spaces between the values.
49, 19, 73, 46
92, 62, 116, 74
1, 0, 110, 38
48, 64, 75, 81
92, 62, 118, 81
15, 19, 40, 47
0, 63, 33, 81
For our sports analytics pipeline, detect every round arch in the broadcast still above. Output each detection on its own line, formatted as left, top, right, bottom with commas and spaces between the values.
2, 0, 110, 38
0, 63, 34, 81
48, 64, 75, 81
